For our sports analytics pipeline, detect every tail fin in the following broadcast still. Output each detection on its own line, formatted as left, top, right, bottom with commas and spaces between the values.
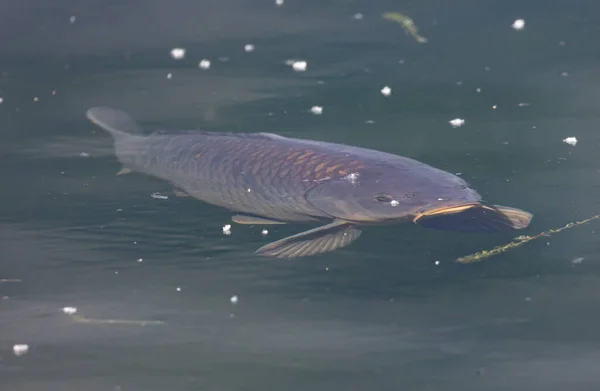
86, 107, 144, 141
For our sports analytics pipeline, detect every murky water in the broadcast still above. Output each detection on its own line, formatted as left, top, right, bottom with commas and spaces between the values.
2, 0, 600, 390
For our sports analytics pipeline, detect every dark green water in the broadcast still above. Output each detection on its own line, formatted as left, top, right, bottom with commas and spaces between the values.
2, 0, 600, 390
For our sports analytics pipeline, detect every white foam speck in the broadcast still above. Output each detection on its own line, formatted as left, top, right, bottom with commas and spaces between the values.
62, 307, 77, 315
199, 59, 211, 70
512, 19, 525, 30
223, 224, 232, 235
150, 192, 169, 200
390, 200, 399, 207
170, 48, 186, 60
381, 86, 392, 96
291, 61, 307, 72
563, 137, 577, 146
310, 106, 323, 115
261, 229, 269, 235
244, 44, 255, 52
343, 172, 360, 185
449, 118, 465, 128
230, 295, 239, 304
13, 344, 29, 356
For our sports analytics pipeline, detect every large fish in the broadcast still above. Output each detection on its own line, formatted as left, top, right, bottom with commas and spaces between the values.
86, 107, 533, 258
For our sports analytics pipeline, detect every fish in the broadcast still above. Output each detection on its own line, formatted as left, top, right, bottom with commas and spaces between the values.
86, 107, 533, 259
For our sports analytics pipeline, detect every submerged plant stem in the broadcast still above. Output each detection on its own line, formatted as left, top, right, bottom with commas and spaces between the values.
456, 214, 600, 264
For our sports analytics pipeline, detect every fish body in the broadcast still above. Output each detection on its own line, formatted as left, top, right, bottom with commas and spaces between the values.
87, 107, 533, 258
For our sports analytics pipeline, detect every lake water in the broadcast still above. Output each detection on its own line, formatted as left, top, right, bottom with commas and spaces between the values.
2, 0, 600, 390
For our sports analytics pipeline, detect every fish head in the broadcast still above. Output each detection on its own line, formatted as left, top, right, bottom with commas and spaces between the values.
306, 164, 532, 231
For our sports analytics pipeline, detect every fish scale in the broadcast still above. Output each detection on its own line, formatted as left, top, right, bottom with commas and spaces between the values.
131, 132, 360, 221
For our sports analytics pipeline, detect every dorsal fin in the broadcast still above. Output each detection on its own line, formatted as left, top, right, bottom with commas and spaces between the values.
149, 130, 287, 140
86, 107, 143, 140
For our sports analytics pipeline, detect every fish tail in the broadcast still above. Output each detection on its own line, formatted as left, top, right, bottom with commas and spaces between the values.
86, 107, 144, 141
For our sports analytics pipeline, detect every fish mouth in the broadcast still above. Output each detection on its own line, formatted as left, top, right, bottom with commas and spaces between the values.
412, 202, 483, 223
413, 202, 533, 232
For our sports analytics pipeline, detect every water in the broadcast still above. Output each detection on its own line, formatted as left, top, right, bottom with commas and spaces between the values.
2, 0, 600, 390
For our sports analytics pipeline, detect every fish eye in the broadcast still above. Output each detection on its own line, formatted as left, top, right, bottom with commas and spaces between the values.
373, 194, 394, 202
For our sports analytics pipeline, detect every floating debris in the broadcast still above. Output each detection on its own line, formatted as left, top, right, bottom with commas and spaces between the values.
512, 19, 525, 31
170, 48, 186, 60
382, 12, 428, 43
390, 200, 399, 207
261, 229, 269, 235
449, 118, 465, 128
13, 344, 29, 356
150, 192, 169, 200
381, 86, 392, 96
198, 59, 211, 70
291, 60, 307, 72
244, 44, 255, 52
222, 224, 232, 235
71, 314, 164, 326
230, 295, 239, 304
62, 307, 78, 315
456, 214, 600, 264
572, 257, 584, 265
343, 172, 360, 184
563, 137, 577, 146
310, 106, 323, 115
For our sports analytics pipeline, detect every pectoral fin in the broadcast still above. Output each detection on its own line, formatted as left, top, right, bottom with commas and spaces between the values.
232, 214, 287, 225
255, 219, 361, 258
173, 188, 190, 197
415, 203, 533, 232
116, 168, 133, 176
490, 205, 533, 229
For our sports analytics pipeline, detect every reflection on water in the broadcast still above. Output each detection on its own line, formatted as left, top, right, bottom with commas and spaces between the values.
2, 0, 600, 390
